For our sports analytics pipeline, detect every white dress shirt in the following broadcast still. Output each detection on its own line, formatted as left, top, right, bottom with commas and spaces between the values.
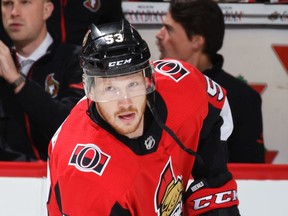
17, 33, 53, 75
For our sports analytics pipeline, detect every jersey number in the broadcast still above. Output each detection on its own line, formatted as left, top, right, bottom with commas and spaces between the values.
205, 76, 224, 101
104, 33, 124, 44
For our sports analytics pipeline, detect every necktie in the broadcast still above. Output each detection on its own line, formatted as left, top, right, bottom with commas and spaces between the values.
20, 59, 34, 75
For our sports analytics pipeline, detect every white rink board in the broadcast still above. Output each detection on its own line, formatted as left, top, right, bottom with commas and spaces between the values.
237, 180, 288, 216
0, 177, 287, 216
0, 177, 47, 216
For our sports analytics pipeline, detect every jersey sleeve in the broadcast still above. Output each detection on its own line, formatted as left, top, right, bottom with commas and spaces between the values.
186, 76, 239, 215
46, 158, 62, 216
47, 127, 63, 216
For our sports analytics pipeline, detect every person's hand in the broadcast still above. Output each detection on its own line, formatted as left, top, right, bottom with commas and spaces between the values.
0, 40, 25, 93
0, 40, 20, 84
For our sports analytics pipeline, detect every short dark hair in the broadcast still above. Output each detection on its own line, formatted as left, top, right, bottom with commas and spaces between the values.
169, 0, 224, 58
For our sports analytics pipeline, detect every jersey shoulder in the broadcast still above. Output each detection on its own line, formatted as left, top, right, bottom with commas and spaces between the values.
153, 58, 227, 110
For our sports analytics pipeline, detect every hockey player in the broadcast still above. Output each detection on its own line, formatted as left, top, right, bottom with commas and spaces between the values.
47, 20, 240, 215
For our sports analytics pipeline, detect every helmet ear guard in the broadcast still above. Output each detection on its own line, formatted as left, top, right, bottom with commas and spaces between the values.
82, 74, 94, 98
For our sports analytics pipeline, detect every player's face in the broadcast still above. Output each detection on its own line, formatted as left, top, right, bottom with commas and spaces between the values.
92, 72, 147, 138
156, 12, 194, 62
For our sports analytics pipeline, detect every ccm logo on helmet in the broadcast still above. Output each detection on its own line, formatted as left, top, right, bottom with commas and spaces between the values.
108, 58, 132, 67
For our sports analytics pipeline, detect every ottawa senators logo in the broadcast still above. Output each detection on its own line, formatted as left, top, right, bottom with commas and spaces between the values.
69, 144, 111, 176
154, 59, 189, 82
45, 73, 59, 98
154, 158, 183, 216
83, 0, 101, 12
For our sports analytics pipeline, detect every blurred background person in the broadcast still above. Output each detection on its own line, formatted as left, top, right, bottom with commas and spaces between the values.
0, 0, 12, 46
156, 0, 265, 163
47, 0, 125, 45
0, 0, 84, 161
1, 0, 125, 46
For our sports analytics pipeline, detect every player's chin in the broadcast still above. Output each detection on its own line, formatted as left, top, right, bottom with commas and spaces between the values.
116, 124, 138, 137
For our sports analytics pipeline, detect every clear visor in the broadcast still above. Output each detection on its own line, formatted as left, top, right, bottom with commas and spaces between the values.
83, 65, 155, 102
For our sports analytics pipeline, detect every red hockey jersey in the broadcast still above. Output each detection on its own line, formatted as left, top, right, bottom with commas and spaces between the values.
47, 59, 238, 215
